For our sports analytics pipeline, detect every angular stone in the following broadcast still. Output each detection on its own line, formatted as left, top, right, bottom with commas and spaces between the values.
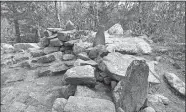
50, 38, 63, 47
47, 28, 64, 33
44, 30, 53, 37
50, 63, 69, 74
60, 85, 77, 99
105, 37, 152, 54
77, 52, 90, 61
63, 60, 76, 67
30, 49, 45, 57
112, 60, 149, 112
51, 51, 63, 61
164, 72, 185, 96
52, 98, 67, 112
64, 39, 79, 47
14, 43, 40, 51
73, 40, 93, 55
39, 37, 50, 47
14, 52, 30, 63
64, 65, 96, 86
147, 94, 169, 105
87, 45, 108, 59
99, 52, 160, 83
60, 46, 65, 52
64, 96, 116, 112
44, 47, 60, 54
62, 54, 75, 61
117, 107, 125, 112
75, 85, 112, 101
65, 20, 75, 31
37, 67, 52, 77
31, 54, 56, 63
74, 59, 97, 67
141, 107, 155, 112
111, 81, 117, 90
57, 30, 76, 42
108, 23, 123, 35
103, 77, 112, 85
47, 34, 58, 39
95, 71, 104, 82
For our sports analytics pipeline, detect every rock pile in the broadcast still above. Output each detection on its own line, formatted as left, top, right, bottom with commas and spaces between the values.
1, 22, 185, 112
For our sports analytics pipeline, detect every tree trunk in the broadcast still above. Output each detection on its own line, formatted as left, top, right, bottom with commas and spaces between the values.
12, 4, 21, 43
14, 19, 21, 43
55, 1, 60, 27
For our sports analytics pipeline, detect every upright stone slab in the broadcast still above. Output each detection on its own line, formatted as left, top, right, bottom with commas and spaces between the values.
112, 60, 149, 112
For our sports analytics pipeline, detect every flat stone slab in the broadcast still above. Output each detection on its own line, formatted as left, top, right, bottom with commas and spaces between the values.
64, 96, 116, 112
64, 65, 96, 86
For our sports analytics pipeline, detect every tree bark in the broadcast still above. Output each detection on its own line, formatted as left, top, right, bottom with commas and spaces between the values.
12, 4, 21, 43
55, 1, 60, 27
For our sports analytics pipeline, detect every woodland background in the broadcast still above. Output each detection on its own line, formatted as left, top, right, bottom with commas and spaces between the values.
1, 1, 185, 47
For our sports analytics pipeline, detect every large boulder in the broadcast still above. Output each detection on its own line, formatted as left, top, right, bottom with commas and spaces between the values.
112, 60, 149, 112
65, 20, 75, 31
44, 47, 60, 54
64, 65, 96, 86
64, 96, 116, 112
164, 72, 185, 96
73, 40, 93, 55
75, 85, 112, 101
105, 37, 152, 54
108, 23, 123, 36
49, 38, 63, 47
99, 52, 160, 83
14, 43, 40, 51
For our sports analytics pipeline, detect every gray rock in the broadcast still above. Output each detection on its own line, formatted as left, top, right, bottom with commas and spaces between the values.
37, 67, 52, 77
44, 30, 53, 37
60, 46, 65, 52
74, 85, 112, 101
95, 71, 104, 82
14, 43, 40, 51
99, 52, 160, 84
31, 54, 56, 63
57, 30, 76, 42
64, 39, 79, 47
63, 60, 76, 67
64, 65, 96, 86
60, 85, 77, 99
1, 43, 15, 53
112, 60, 149, 112
73, 40, 93, 55
64, 96, 116, 112
164, 72, 185, 96
108, 23, 123, 35
74, 59, 97, 67
47, 34, 58, 39
117, 107, 125, 112
50, 38, 63, 47
105, 37, 152, 54
62, 54, 75, 61
77, 52, 90, 61
140, 107, 155, 112
65, 20, 75, 31
39, 37, 50, 47
47, 28, 64, 33
25, 105, 37, 112
44, 47, 60, 54
111, 81, 117, 90
147, 94, 170, 105
52, 98, 67, 112
103, 77, 112, 85
30, 49, 45, 57
9, 101, 27, 112
50, 63, 69, 74
87, 45, 108, 59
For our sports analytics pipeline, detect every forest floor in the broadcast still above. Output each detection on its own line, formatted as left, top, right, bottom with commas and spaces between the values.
1, 41, 185, 112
